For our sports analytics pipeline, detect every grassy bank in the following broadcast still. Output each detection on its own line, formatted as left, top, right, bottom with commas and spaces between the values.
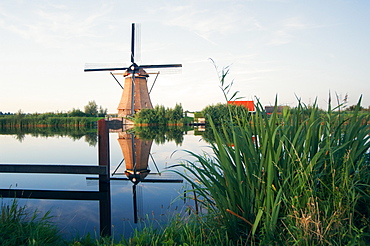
0, 199, 233, 245
0, 115, 102, 129
0, 200, 63, 245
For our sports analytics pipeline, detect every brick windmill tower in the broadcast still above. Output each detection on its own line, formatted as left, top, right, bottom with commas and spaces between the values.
85, 23, 182, 119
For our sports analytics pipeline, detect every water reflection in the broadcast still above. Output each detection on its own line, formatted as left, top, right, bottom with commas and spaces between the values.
0, 120, 188, 237
0, 166, 112, 235
134, 126, 186, 145
0, 127, 98, 146
107, 125, 184, 223
117, 132, 152, 183
0, 124, 194, 147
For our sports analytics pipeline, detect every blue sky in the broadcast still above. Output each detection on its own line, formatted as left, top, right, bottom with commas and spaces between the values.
1, 0, 369, 113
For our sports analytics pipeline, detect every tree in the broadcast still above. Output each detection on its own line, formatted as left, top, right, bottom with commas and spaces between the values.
16, 109, 25, 119
69, 108, 86, 117
135, 108, 158, 124
98, 106, 108, 117
201, 103, 229, 125
172, 103, 183, 122
84, 101, 98, 116
345, 104, 365, 111
154, 105, 167, 124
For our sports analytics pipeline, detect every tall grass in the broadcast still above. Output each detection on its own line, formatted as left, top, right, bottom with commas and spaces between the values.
68, 214, 235, 245
0, 199, 62, 245
1, 200, 232, 245
171, 66, 370, 244
118, 214, 235, 246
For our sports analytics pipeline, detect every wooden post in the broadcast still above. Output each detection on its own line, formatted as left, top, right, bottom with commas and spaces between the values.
98, 119, 110, 183
98, 119, 111, 236
99, 179, 111, 237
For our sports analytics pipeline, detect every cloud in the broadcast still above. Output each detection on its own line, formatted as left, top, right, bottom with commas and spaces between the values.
152, 2, 260, 45
0, 2, 112, 49
266, 17, 309, 45
265, 16, 333, 46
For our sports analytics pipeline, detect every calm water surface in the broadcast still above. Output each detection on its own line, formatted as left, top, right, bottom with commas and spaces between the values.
0, 130, 210, 239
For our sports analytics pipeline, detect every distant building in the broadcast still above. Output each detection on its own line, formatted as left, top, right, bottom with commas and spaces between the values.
193, 112, 206, 125
265, 106, 289, 114
227, 101, 255, 112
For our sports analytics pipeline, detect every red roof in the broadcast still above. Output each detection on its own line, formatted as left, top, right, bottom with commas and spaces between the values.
227, 101, 255, 111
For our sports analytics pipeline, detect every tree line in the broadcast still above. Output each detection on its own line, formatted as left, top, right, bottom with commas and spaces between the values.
0, 101, 107, 117
0, 101, 106, 129
133, 103, 186, 125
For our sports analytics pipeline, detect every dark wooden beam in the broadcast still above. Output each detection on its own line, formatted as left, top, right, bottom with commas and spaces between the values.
0, 189, 103, 200
0, 164, 106, 174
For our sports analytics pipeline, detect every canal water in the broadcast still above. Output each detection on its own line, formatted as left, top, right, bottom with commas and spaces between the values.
0, 128, 210, 239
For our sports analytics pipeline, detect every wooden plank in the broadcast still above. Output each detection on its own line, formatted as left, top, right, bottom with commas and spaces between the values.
0, 189, 104, 200
0, 164, 106, 174
86, 177, 183, 183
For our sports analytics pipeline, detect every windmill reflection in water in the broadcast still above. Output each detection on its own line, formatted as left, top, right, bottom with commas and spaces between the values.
107, 125, 183, 224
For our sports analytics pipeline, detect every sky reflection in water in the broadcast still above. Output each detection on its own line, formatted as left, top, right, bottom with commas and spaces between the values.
0, 131, 210, 239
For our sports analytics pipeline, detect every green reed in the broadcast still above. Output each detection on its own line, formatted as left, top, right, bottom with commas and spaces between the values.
170, 64, 369, 244
172, 99, 369, 244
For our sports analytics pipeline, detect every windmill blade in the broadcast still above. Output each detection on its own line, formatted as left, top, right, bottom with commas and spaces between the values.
140, 64, 182, 69
131, 23, 135, 63
84, 63, 129, 72
84, 67, 129, 72
134, 23, 141, 64
133, 184, 138, 223
145, 66, 182, 75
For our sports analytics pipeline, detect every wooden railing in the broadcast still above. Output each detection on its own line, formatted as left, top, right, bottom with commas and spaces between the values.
0, 119, 111, 236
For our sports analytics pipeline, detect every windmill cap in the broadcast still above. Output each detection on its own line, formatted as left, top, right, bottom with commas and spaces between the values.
124, 68, 149, 77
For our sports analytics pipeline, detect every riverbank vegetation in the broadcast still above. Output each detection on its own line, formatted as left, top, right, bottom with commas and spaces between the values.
201, 102, 251, 126
0, 115, 100, 129
0, 100, 106, 129
132, 103, 192, 125
132, 124, 192, 145
0, 102, 194, 128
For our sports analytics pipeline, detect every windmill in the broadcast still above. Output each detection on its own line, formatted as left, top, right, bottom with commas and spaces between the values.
84, 23, 182, 119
